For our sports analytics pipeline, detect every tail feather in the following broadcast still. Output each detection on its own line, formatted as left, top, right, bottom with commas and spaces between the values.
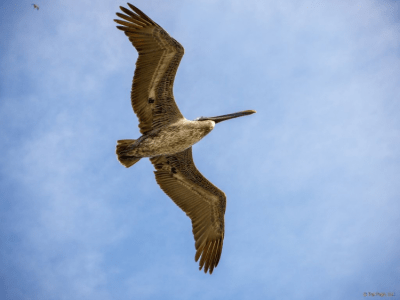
116, 139, 141, 168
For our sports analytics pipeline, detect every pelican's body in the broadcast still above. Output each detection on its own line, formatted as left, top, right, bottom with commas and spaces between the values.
32, 4, 39, 10
121, 119, 215, 157
114, 3, 256, 274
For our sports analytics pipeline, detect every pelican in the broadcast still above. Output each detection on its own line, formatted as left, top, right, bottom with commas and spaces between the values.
32, 4, 39, 10
114, 3, 256, 274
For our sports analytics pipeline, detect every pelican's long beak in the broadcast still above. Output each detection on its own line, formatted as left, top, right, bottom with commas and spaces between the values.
203, 110, 256, 124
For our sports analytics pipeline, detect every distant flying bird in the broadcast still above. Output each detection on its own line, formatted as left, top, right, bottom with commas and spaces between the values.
114, 3, 256, 274
32, 4, 39, 10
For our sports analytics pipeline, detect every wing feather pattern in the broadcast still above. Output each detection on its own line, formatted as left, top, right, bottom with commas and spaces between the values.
114, 3, 185, 134
150, 148, 226, 274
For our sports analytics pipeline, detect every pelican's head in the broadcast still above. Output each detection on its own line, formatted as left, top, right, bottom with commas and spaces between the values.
194, 110, 256, 124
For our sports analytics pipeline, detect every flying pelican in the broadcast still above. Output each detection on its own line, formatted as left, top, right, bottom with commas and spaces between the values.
114, 3, 256, 274
32, 4, 39, 10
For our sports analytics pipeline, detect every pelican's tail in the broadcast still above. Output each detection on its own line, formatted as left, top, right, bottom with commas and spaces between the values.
116, 139, 141, 168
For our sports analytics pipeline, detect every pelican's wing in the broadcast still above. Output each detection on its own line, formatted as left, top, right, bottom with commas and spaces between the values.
114, 3, 185, 134
150, 147, 226, 274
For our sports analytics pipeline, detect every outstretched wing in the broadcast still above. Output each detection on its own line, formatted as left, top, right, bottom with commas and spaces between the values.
150, 148, 226, 274
114, 3, 185, 134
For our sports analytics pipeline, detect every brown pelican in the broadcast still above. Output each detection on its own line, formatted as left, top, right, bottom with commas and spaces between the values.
114, 3, 256, 274
32, 4, 39, 10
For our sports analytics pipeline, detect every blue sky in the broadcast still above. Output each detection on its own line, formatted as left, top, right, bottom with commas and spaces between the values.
1, 0, 399, 299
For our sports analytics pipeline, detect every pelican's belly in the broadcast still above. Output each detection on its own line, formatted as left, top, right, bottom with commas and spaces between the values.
133, 120, 215, 157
